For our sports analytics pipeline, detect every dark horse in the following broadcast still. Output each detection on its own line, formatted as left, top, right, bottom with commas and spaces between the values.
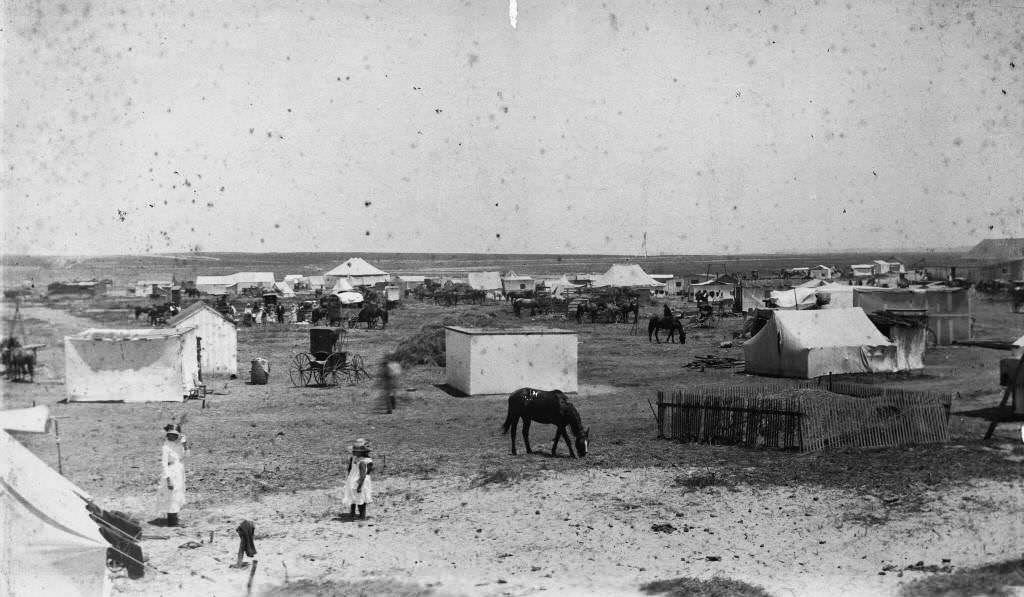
501, 388, 590, 457
616, 298, 639, 324
1, 338, 35, 382
512, 298, 540, 317
353, 304, 389, 329
648, 315, 686, 344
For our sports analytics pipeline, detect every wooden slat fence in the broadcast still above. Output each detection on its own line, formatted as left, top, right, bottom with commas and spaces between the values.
657, 381, 954, 452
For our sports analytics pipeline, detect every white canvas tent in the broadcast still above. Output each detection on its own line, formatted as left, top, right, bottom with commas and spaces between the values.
468, 272, 503, 291
325, 258, 389, 287
331, 277, 356, 293
65, 328, 200, 402
541, 275, 582, 298
1, 409, 110, 597
273, 281, 295, 297
743, 308, 899, 379
816, 283, 856, 309
769, 286, 821, 310
590, 264, 665, 289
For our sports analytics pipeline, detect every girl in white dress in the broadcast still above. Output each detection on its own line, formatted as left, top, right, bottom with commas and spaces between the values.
157, 424, 189, 527
341, 438, 373, 519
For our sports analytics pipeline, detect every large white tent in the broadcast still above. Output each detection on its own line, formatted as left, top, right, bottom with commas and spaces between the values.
1, 409, 110, 597
590, 264, 665, 289
324, 258, 389, 287
65, 328, 200, 402
743, 308, 899, 379
468, 271, 503, 291
167, 303, 238, 377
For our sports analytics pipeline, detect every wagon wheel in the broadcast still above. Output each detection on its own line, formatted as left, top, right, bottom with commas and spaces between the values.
288, 354, 313, 387
348, 354, 370, 383
322, 352, 347, 387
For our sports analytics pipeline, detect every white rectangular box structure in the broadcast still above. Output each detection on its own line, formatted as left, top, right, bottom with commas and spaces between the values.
445, 326, 577, 395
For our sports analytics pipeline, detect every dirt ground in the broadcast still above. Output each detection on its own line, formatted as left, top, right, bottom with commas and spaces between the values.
2, 296, 1024, 597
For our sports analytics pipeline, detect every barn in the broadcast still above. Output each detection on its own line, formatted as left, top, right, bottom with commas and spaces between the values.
166, 302, 238, 377
65, 328, 200, 402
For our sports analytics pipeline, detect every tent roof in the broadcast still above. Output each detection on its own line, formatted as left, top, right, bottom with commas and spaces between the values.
1014, 334, 1024, 348
502, 273, 533, 281
331, 278, 356, 292
759, 308, 894, 348
166, 302, 233, 327
468, 271, 503, 290
591, 264, 665, 288
966, 238, 1024, 262
1, 429, 109, 597
69, 328, 191, 341
195, 275, 233, 285
229, 272, 275, 283
325, 258, 388, 277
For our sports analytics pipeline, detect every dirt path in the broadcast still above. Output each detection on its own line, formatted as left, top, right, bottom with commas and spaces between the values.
102, 470, 1023, 597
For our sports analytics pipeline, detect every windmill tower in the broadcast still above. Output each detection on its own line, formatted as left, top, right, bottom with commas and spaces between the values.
641, 232, 648, 259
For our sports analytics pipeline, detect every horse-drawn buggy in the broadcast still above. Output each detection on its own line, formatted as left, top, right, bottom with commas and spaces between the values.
288, 327, 371, 387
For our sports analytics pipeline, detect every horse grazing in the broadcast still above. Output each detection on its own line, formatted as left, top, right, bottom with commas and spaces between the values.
648, 315, 686, 344
501, 388, 590, 457
354, 304, 389, 329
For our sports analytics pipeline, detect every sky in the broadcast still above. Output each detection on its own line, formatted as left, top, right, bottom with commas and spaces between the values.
2, 0, 1023, 256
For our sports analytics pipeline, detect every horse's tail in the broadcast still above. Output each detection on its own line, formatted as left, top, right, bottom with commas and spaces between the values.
501, 390, 521, 434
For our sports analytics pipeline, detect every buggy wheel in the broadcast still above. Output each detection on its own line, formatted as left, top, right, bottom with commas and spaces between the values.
288, 361, 310, 387
349, 354, 369, 383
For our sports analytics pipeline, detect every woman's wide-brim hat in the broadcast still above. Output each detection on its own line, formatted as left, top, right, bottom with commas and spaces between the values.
349, 438, 371, 453
164, 423, 181, 436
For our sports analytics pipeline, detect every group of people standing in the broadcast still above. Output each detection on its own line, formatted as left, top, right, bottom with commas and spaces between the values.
157, 427, 376, 525
241, 302, 288, 326
155, 360, 403, 526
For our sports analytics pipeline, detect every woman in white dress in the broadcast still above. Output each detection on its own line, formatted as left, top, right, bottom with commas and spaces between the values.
341, 438, 373, 519
157, 424, 189, 527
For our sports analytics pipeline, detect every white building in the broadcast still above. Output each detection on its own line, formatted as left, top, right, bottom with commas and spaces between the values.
167, 302, 238, 377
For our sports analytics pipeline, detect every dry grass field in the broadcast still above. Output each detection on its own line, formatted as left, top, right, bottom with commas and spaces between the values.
2, 293, 1023, 597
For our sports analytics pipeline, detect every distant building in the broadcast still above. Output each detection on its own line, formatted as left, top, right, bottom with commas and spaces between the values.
849, 264, 875, 279
980, 259, 1024, 282
809, 265, 835, 280
872, 260, 905, 276
649, 274, 676, 296
135, 274, 173, 297
501, 271, 536, 293
965, 238, 1024, 262
47, 280, 109, 299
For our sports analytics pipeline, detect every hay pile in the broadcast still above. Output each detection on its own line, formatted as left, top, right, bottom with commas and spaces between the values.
386, 312, 500, 367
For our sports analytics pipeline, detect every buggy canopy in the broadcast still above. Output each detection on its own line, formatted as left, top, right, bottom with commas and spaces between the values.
743, 308, 899, 379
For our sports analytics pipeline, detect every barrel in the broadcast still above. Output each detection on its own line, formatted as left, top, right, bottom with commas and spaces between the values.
250, 358, 270, 385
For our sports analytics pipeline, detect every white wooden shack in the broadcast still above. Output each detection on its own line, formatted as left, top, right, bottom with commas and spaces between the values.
167, 302, 238, 377
445, 326, 577, 395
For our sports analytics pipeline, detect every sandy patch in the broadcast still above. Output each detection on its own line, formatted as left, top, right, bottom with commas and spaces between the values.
102, 470, 1023, 597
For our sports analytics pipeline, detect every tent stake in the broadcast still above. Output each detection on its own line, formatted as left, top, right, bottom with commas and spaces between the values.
54, 419, 64, 475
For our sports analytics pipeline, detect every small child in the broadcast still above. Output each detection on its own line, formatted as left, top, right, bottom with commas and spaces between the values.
342, 438, 374, 519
